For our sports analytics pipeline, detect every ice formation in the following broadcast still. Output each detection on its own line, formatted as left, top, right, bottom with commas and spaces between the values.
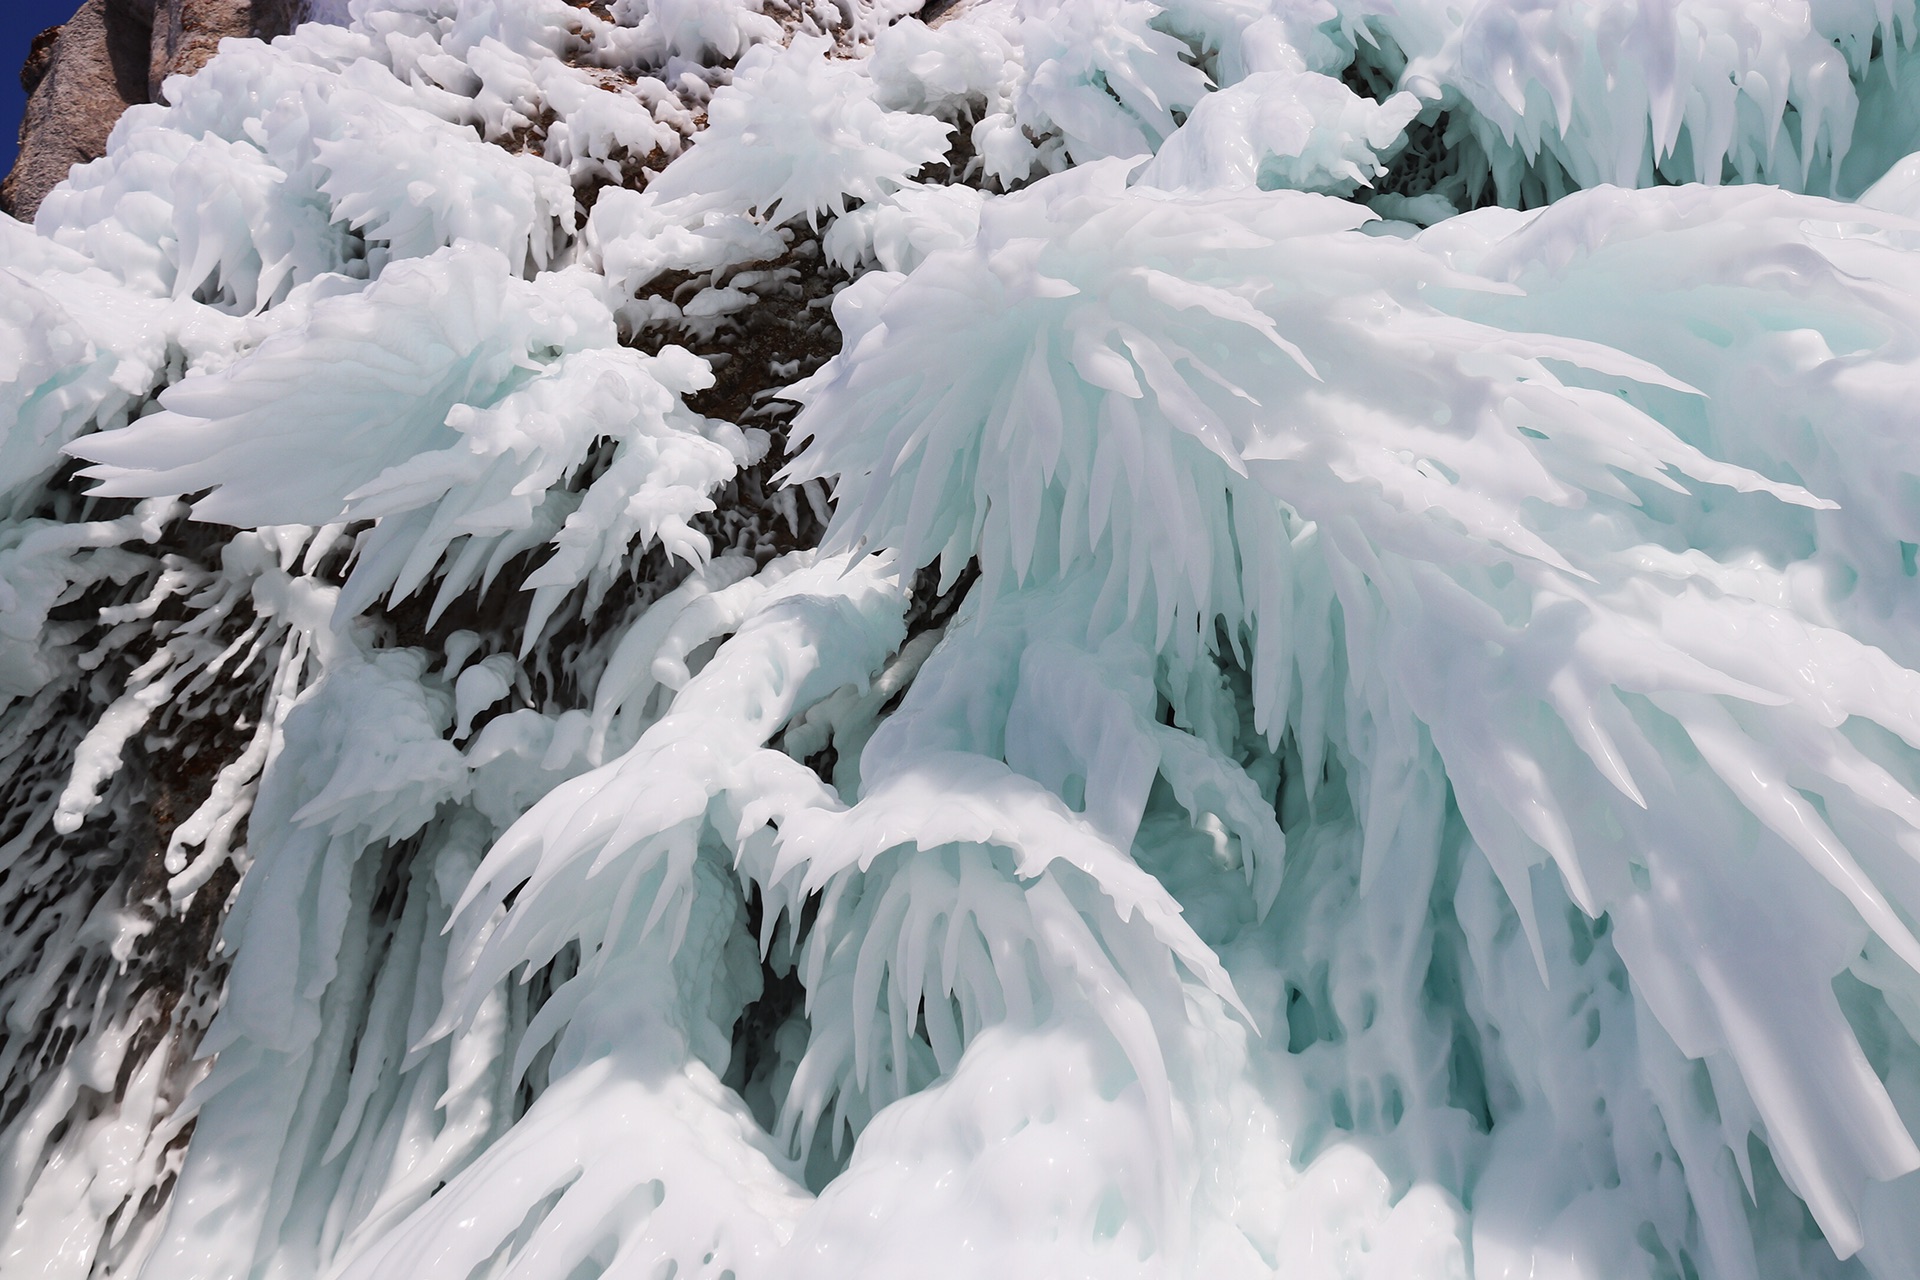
7, 0, 1920, 1277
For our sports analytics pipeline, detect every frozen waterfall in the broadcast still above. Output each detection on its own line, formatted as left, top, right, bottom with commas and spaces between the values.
6, 0, 1920, 1277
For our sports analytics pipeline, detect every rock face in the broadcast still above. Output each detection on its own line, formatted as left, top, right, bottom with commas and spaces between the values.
2, 0, 300, 221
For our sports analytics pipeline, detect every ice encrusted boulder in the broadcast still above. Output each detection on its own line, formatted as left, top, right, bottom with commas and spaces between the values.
1, 0, 326, 220
7, 1, 1920, 1278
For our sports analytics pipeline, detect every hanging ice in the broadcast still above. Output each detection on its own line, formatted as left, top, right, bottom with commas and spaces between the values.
6, 0, 1920, 1277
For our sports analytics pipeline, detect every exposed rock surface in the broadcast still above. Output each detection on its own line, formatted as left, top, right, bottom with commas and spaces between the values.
2, 0, 300, 221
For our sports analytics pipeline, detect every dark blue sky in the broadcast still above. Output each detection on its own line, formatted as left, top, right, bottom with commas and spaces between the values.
3, 1, 88, 184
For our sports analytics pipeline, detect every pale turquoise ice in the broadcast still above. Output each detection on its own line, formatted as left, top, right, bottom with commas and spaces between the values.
5, 2, 1920, 1278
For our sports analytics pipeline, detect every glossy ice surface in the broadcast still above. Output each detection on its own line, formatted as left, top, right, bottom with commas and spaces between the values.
7, 1, 1920, 1277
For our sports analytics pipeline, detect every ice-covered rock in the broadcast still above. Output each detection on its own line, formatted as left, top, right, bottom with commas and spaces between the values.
8, 1, 1920, 1278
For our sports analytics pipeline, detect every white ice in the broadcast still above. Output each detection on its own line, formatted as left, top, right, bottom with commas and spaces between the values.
5, 1, 1920, 1278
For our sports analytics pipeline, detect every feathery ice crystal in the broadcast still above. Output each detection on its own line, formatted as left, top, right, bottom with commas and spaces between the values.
8, 0, 1920, 1277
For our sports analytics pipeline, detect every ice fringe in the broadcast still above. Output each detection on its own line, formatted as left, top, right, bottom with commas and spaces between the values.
7, 0, 1920, 1278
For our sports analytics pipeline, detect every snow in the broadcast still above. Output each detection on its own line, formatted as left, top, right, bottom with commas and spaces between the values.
7, 0, 1920, 1277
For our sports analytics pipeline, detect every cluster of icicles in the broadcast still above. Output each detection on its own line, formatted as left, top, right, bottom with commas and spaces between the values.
8, 0, 1920, 1276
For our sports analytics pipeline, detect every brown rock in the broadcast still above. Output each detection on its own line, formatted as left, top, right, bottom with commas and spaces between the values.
2, 0, 307, 223
150, 0, 255, 100
20, 24, 65, 97
1, 0, 151, 222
